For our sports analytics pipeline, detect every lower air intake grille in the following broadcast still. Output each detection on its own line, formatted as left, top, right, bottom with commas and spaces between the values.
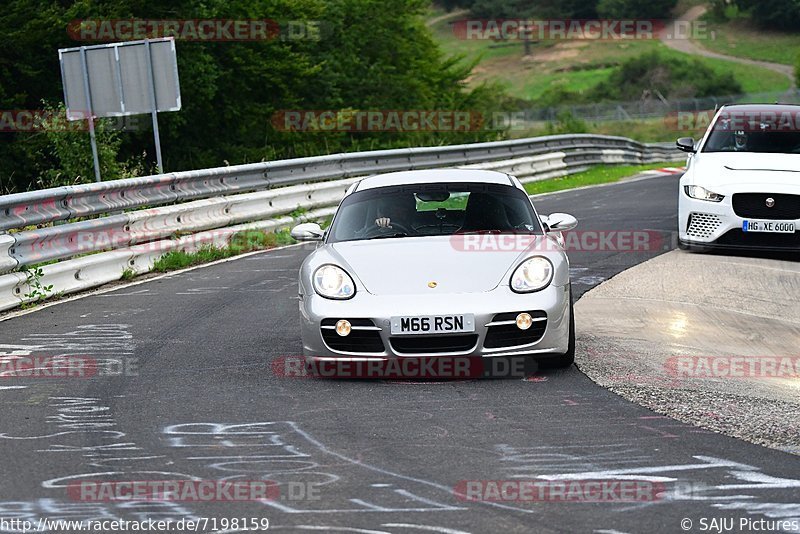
686, 213, 722, 239
390, 334, 478, 354
321, 319, 384, 353
484, 311, 547, 349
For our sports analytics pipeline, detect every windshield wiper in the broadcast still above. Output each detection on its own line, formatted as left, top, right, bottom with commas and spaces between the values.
371, 232, 409, 239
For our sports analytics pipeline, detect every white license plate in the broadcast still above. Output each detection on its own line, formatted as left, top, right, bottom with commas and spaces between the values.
390, 314, 475, 335
742, 220, 796, 233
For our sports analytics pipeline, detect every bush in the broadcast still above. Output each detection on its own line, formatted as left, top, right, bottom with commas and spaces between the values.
590, 51, 742, 101
530, 51, 743, 108
545, 111, 588, 135
34, 103, 144, 189
537, 84, 587, 108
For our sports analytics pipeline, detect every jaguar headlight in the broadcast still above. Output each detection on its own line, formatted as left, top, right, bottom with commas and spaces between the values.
684, 185, 724, 202
313, 265, 356, 300
510, 256, 553, 293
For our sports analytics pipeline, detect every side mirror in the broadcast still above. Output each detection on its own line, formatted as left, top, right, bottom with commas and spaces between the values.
539, 215, 550, 230
290, 222, 324, 241
676, 137, 696, 153
544, 213, 578, 232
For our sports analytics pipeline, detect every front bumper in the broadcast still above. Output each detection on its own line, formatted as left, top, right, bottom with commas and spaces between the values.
299, 283, 571, 359
678, 196, 800, 250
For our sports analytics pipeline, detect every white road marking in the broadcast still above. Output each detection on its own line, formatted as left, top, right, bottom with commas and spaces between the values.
382, 524, 473, 534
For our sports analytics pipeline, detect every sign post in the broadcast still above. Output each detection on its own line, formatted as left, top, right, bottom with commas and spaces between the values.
78, 47, 102, 182
59, 37, 181, 181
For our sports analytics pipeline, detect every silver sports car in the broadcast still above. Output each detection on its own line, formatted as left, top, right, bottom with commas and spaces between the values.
291, 169, 578, 371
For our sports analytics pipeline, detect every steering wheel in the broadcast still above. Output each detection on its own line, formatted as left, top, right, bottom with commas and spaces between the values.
363, 221, 415, 238
414, 223, 460, 234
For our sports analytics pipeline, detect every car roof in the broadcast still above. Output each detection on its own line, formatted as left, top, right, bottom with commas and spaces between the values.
354, 169, 514, 191
719, 103, 800, 115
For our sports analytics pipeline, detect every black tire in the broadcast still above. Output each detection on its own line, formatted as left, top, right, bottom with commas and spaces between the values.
679, 240, 711, 253
550, 286, 575, 368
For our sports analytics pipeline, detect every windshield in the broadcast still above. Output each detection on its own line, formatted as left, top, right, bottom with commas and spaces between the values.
327, 182, 542, 243
702, 115, 800, 154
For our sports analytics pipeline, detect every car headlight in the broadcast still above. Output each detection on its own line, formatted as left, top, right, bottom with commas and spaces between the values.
510, 256, 553, 293
684, 185, 724, 202
313, 264, 356, 300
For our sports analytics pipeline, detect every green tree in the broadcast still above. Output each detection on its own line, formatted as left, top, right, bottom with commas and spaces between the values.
596, 0, 678, 19
468, 0, 599, 18
735, 0, 800, 30
0, 0, 505, 192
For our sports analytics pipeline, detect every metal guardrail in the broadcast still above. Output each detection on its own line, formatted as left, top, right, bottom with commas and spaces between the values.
0, 134, 674, 231
5, 179, 355, 270
0, 134, 682, 311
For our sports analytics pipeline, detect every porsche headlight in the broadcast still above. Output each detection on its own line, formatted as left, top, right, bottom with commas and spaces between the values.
313, 264, 356, 300
510, 256, 553, 293
684, 185, 724, 202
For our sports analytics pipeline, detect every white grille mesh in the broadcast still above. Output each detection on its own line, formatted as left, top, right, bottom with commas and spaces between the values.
686, 213, 722, 239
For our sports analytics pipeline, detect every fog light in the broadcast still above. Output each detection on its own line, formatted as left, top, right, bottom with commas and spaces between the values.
335, 320, 352, 337
516, 313, 533, 330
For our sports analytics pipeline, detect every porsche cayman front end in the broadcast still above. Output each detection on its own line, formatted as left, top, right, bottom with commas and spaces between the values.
292, 169, 577, 369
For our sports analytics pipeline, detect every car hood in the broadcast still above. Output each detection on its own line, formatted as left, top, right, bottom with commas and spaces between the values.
325, 235, 556, 296
691, 152, 800, 189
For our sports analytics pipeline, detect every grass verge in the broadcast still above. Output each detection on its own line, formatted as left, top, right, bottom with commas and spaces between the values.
428, 10, 790, 100
524, 162, 680, 195
152, 228, 296, 273
695, 19, 800, 66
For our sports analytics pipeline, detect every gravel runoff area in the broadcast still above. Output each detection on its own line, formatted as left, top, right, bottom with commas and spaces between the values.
575, 249, 800, 454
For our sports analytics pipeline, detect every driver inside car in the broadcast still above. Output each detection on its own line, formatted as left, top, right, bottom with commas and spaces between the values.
734, 130, 748, 151
374, 194, 417, 229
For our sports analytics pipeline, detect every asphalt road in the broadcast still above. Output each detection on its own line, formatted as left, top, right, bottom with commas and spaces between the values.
1, 173, 799, 534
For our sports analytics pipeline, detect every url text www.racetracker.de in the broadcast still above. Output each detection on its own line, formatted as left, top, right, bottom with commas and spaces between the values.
0, 517, 270, 533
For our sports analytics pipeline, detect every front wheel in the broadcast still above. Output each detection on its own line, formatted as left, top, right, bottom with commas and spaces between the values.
550, 287, 575, 368
678, 239, 711, 253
